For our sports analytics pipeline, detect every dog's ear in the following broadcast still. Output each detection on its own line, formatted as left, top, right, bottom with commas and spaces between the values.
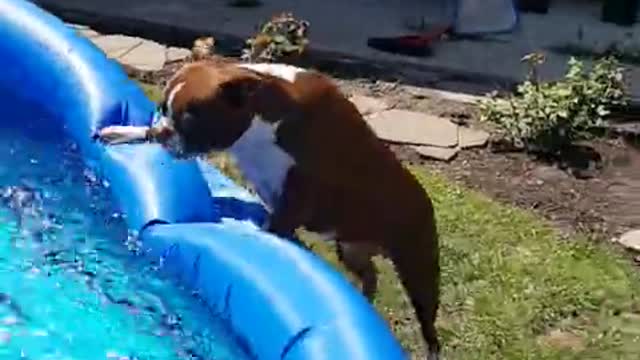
219, 76, 261, 108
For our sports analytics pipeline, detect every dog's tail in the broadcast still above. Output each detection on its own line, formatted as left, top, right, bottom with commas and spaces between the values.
389, 210, 441, 359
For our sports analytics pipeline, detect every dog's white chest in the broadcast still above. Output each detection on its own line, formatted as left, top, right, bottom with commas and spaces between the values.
237, 63, 305, 83
228, 117, 295, 210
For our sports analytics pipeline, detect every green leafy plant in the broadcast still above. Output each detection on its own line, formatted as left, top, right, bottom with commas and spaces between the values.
479, 54, 627, 153
241, 12, 310, 63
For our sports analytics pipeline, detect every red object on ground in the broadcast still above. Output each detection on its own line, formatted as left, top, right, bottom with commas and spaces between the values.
366, 25, 451, 57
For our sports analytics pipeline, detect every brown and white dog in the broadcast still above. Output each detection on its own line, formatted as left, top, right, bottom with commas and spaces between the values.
98, 59, 441, 359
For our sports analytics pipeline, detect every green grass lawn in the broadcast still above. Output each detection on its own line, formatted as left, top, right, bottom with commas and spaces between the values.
138, 81, 640, 359
139, 82, 164, 102
298, 168, 640, 359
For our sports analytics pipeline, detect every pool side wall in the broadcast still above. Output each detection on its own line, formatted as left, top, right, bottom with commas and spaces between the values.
0, 1, 407, 358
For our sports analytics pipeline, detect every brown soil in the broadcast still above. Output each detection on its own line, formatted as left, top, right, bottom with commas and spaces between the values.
131, 59, 640, 241
406, 140, 639, 239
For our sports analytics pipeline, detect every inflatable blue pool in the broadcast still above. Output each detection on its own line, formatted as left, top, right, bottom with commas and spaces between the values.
0, 0, 406, 358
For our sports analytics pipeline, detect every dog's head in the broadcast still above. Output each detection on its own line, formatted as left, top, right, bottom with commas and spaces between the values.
155, 60, 290, 157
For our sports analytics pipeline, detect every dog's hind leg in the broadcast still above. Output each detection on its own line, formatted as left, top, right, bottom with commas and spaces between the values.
337, 241, 379, 300
387, 225, 441, 359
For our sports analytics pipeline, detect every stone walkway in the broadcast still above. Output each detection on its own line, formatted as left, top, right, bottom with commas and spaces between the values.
352, 101, 489, 161
72, 23, 489, 161
69, 24, 191, 71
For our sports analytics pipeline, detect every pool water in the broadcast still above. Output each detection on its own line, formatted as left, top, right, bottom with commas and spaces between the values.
0, 126, 250, 360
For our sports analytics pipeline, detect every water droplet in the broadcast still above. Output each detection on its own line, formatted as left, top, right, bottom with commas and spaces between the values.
2, 315, 18, 325
83, 169, 98, 185
32, 329, 48, 337
124, 230, 142, 254
0, 329, 11, 345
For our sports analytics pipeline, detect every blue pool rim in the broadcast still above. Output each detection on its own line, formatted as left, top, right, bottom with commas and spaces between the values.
0, 1, 407, 359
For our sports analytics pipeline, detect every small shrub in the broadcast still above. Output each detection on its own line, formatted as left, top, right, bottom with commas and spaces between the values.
191, 36, 216, 60
479, 54, 627, 153
241, 12, 309, 63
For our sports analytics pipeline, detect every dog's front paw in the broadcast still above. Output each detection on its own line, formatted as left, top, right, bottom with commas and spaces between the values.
96, 125, 149, 145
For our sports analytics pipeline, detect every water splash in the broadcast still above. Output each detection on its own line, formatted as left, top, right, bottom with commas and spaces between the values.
0, 126, 248, 359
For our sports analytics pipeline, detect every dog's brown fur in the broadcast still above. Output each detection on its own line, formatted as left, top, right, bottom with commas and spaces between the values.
156, 60, 441, 355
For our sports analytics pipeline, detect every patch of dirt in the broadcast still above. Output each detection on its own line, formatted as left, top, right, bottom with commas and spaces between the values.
133, 58, 640, 241
406, 144, 616, 237
400, 125, 640, 241
538, 329, 585, 352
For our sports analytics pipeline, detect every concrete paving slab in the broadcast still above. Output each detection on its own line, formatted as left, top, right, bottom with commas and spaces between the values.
366, 109, 458, 147
88, 33, 168, 71
166, 47, 191, 63
117, 38, 166, 71
91, 35, 144, 59
349, 95, 392, 116
413, 145, 459, 161
458, 126, 490, 149
613, 229, 640, 252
